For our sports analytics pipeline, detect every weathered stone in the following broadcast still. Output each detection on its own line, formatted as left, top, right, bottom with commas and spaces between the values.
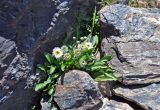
100, 4, 160, 85
130, 0, 160, 8
0, 37, 16, 77
0, 0, 95, 109
98, 82, 112, 98
100, 98, 134, 110
157, 0, 160, 8
114, 83, 160, 110
40, 98, 50, 110
114, 0, 130, 5
54, 70, 103, 110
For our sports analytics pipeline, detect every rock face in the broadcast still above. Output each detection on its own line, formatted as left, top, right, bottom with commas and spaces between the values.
98, 82, 112, 98
100, 4, 160, 110
100, 4, 160, 85
113, 83, 160, 110
40, 98, 50, 110
100, 98, 134, 110
130, 0, 160, 8
0, 0, 95, 109
54, 70, 103, 110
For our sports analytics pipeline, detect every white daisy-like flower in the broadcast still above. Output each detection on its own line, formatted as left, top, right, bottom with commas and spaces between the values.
85, 42, 93, 49
63, 53, 71, 61
79, 58, 87, 67
78, 43, 86, 50
52, 47, 63, 59
61, 45, 68, 53
74, 49, 81, 57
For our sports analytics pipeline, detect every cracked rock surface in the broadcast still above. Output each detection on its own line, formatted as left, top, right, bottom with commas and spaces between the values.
54, 70, 103, 110
0, 0, 95, 109
100, 98, 134, 110
100, 4, 160, 85
100, 4, 160, 110
113, 83, 160, 110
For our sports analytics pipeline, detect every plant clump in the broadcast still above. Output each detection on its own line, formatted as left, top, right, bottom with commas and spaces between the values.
35, 7, 117, 110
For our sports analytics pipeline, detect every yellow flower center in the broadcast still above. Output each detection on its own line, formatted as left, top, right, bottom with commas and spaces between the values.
55, 51, 60, 55
74, 49, 81, 56
64, 53, 71, 60
87, 44, 90, 47
76, 50, 80, 54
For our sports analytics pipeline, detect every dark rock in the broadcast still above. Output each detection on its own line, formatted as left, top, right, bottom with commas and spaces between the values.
100, 4, 160, 85
100, 98, 134, 110
0, 0, 95, 109
114, 0, 130, 5
113, 83, 160, 110
54, 70, 103, 110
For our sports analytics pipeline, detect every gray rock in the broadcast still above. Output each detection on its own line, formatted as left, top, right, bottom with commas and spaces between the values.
54, 70, 103, 110
114, 0, 130, 5
130, 0, 160, 8
98, 82, 112, 98
114, 83, 160, 110
40, 98, 50, 110
157, 0, 160, 8
0, 0, 95, 109
0, 37, 16, 77
100, 4, 160, 85
100, 98, 134, 110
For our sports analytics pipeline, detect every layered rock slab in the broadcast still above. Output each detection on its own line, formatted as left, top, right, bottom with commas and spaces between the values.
100, 4, 160, 85
100, 4, 160, 110
100, 98, 134, 110
0, 0, 95, 109
113, 83, 160, 110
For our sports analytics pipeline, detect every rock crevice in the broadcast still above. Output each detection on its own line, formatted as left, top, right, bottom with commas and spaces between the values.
100, 4, 160, 110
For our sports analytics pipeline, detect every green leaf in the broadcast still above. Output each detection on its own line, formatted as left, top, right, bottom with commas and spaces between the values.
53, 74, 60, 79
35, 78, 51, 91
45, 53, 54, 64
95, 74, 116, 82
37, 64, 46, 72
35, 83, 47, 91
46, 77, 52, 83
106, 68, 113, 73
91, 66, 107, 71
49, 66, 56, 74
48, 87, 55, 95
61, 64, 65, 71
92, 35, 99, 46
101, 55, 112, 62
95, 75, 109, 82
93, 61, 105, 66
91, 7, 97, 34
104, 73, 117, 80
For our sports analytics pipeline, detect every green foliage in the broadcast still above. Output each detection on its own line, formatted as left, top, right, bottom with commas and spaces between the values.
35, 7, 116, 109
